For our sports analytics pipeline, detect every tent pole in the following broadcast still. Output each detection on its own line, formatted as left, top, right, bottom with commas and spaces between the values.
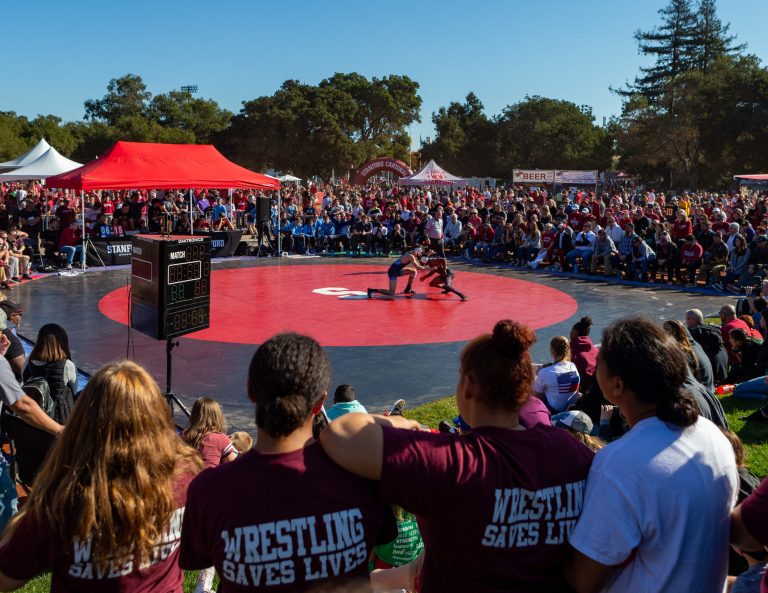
81, 190, 86, 271
277, 189, 282, 255
189, 189, 194, 235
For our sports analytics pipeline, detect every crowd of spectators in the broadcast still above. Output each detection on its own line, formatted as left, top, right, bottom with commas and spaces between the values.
0, 301, 765, 592
3, 180, 768, 297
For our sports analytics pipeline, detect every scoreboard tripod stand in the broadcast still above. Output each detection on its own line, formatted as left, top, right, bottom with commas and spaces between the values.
130, 235, 211, 418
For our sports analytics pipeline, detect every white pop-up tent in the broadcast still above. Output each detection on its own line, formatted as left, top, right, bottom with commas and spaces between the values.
0, 138, 51, 172
0, 146, 82, 181
398, 159, 468, 186
278, 174, 302, 182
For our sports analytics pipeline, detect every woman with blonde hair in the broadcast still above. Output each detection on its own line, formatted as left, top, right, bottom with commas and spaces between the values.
183, 397, 237, 469
533, 335, 582, 412
0, 360, 203, 592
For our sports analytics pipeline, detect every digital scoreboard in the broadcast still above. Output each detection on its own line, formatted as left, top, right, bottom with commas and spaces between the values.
130, 235, 211, 340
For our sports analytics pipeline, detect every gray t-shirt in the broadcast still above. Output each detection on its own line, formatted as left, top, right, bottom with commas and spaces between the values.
0, 357, 23, 408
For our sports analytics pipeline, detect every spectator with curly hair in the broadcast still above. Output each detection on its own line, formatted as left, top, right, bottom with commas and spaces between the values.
180, 332, 396, 593
322, 319, 594, 593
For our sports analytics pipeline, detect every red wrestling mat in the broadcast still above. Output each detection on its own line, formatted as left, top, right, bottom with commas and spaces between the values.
98, 264, 577, 347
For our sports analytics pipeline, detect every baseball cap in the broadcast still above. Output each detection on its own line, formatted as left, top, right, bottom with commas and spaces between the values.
0, 300, 23, 315
551, 410, 593, 434
581, 208, 590, 214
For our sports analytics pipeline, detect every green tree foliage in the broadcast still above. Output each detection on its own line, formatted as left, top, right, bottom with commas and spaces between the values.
615, 0, 763, 188
496, 97, 612, 172
149, 91, 232, 144
0, 112, 79, 162
421, 94, 611, 178
421, 93, 496, 176
217, 73, 421, 179
84, 74, 151, 125
626, 0, 699, 104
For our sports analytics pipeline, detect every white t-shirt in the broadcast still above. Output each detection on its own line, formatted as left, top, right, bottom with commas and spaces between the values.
569, 416, 737, 593
532, 361, 580, 412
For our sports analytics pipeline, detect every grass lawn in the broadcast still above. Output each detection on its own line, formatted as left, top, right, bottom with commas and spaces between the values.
13, 393, 768, 593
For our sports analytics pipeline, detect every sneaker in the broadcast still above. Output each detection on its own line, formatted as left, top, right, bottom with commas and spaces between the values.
0, 283, 12, 290
66, 264, 73, 270
460, 296, 468, 302
10, 277, 19, 283
712, 282, 723, 292
21, 274, 32, 280
367, 288, 373, 299
726, 285, 741, 294
388, 399, 406, 416
404, 288, 415, 295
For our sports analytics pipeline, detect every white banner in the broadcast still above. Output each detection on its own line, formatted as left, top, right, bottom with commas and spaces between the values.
555, 170, 598, 185
513, 169, 555, 184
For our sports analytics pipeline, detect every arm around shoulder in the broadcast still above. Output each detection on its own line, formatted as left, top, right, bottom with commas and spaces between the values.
319, 414, 419, 481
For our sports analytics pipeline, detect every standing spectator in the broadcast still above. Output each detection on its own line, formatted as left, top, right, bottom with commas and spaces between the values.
566, 317, 737, 593
180, 333, 396, 592
570, 316, 598, 392
321, 320, 594, 593
0, 361, 203, 591
424, 210, 445, 257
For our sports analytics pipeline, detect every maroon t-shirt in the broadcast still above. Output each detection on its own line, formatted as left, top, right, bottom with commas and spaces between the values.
195, 431, 235, 469
0, 471, 195, 593
381, 425, 594, 593
180, 442, 397, 592
738, 476, 768, 593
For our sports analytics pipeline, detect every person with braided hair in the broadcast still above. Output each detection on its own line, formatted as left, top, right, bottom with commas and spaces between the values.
566, 317, 738, 593
322, 320, 594, 593
180, 332, 396, 593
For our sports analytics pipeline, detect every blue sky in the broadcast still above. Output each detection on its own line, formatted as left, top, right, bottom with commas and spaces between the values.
4, 0, 767, 147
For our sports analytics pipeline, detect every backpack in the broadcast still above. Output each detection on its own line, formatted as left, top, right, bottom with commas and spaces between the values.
22, 361, 74, 425
22, 377, 55, 420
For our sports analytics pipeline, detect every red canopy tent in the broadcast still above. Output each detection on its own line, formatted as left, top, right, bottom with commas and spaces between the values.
45, 141, 280, 190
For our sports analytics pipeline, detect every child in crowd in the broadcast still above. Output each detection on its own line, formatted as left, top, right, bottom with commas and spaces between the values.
183, 398, 237, 593
228, 431, 253, 454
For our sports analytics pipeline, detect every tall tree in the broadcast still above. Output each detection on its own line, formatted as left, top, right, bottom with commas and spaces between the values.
148, 91, 232, 144
217, 73, 421, 178
691, 0, 744, 72
624, 0, 698, 104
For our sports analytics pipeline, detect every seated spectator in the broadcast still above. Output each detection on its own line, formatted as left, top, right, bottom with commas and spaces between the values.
183, 397, 237, 469
326, 384, 368, 420
228, 431, 253, 454
715, 234, 750, 293
721, 304, 751, 364
650, 232, 677, 283
589, 228, 616, 275
567, 222, 597, 272
664, 319, 715, 391
321, 320, 594, 593
551, 410, 605, 452
687, 308, 729, 384
534, 335, 581, 412
699, 231, 729, 287
23, 323, 77, 424
739, 314, 764, 340
57, 222, 84, 270
727, 328, 763, 384
0, 361, 203, 591
630, 235, 656, 282
180, 333, 396, 592
566, 317, 737, 593
677, 233, 703, 287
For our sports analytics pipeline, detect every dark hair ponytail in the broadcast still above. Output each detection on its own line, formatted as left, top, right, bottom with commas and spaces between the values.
572, 315, 593, 337
248, 333, 331, 437
655, 388, 699, 427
